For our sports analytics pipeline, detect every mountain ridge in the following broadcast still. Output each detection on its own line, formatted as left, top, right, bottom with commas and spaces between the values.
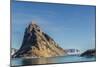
13, 21, 66, 58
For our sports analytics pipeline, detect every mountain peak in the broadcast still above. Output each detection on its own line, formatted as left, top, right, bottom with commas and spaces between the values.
27, 21, 41, 33
30, 21, 36, 25
13, 21, 65, 58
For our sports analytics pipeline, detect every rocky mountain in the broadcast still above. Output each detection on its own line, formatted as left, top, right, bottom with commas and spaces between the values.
80, 49, 96, 57
65, 49, 80, 55
12, 21, 65, 58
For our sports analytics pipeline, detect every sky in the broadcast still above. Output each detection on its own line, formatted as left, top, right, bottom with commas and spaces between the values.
11, 1, 96, 52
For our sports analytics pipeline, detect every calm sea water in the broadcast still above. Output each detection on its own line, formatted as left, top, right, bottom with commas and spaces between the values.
11, 55, 96, 66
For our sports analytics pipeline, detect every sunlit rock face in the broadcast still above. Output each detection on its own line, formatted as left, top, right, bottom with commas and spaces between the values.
13, 21, 65, 58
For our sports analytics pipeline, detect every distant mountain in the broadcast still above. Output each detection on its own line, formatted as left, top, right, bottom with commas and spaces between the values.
80, 49, 96, 57
65, 49, 80, 55
12, 21, 65, 58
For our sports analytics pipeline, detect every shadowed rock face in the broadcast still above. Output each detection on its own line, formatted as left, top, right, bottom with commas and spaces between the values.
13, 21, 65, 58
80, 49, 96, 57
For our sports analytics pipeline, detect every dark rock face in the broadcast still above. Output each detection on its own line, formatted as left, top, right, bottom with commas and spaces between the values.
13, 21, 65, 58
80, 49, 96, 57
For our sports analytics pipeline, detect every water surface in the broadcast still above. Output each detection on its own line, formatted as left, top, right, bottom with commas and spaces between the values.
11, 55, 96, 66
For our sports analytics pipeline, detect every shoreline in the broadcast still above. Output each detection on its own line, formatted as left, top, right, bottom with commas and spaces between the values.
12, 54, 81, 60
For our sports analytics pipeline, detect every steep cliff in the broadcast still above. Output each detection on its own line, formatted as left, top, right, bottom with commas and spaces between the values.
13, 21, 65, 58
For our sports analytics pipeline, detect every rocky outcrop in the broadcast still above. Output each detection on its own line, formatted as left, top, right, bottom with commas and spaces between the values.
11, 48, 18, 56
80, 49, 96, 57
13, 21, 65, 58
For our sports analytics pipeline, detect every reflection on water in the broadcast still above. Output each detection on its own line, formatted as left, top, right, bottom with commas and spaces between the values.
11, 55, 96, 66
22, 58, 53, 65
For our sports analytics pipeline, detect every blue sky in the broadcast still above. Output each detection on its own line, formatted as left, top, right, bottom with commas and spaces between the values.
12, 1, 96, 52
